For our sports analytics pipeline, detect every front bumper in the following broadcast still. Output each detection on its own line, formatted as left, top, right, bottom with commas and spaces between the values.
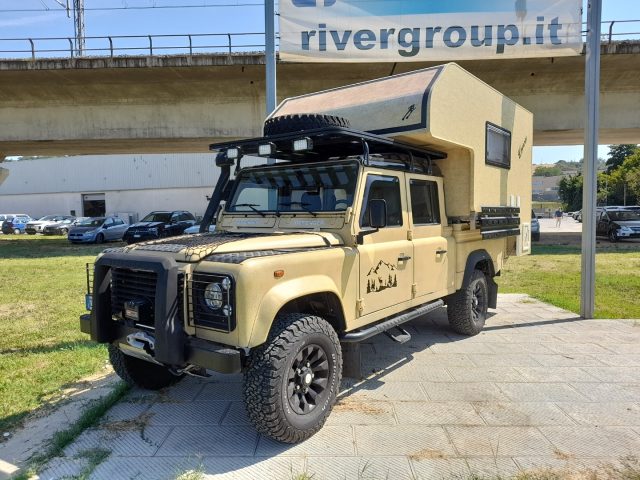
124, 230, 160, 243
80, 314, 241, 373
81, 252, 242, 374
616, 230, 640, 238
69, 232, 96, 243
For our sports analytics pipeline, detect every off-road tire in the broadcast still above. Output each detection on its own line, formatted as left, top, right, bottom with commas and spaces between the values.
108, 344, 183, 390
244, 313, 342, 443
608, 228, 618, 243
263, 114, 351, 136
95, 233, 104, 244
447, 269, 489, 336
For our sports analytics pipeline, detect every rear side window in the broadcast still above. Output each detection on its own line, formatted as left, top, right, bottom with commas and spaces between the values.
486, 122, 511, 169
410, 180, 440, 225
360, 174, 403, 227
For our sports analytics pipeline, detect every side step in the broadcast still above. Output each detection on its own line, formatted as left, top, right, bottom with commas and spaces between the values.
385, 326, 412, 344
339, 299, 444, 343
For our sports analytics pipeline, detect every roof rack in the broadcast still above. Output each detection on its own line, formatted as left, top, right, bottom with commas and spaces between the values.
209, 127, 447, 173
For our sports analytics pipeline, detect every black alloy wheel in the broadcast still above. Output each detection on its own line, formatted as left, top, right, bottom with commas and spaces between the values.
287, 343, 330, 415
608, 228, 618, 243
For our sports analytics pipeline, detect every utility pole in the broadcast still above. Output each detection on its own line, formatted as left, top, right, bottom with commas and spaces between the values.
73, 0, 85, 56
580, 0, 602, 319
54, 0, 84, 56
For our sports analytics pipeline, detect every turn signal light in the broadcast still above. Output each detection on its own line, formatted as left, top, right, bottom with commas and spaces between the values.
274, 270, 285, 279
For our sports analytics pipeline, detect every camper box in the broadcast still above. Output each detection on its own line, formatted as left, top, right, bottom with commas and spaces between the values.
269, 63, 534, 252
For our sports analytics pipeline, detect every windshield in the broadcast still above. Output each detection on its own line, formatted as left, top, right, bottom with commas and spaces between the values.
227, 162, 359, 214
609, 211, 640, 221
77, 218, 105, 227
141, 212, 172, 223
39, 215, 57, 221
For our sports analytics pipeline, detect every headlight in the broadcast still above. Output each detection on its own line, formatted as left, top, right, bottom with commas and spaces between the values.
204, 283, 223, 310
620, 226, 632, 232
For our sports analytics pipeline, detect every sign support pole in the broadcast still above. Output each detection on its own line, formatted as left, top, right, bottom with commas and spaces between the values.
265, 0, 277, 116
580, 0, 602, 319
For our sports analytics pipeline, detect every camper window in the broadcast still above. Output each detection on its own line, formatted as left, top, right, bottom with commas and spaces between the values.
485, 122, 511, 169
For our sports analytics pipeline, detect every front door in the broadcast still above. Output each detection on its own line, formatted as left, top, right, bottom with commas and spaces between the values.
358, 172, 413, 316
406, 175, 449, 299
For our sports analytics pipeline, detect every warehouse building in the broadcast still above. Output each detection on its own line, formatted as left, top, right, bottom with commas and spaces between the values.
0, 154, 222, 221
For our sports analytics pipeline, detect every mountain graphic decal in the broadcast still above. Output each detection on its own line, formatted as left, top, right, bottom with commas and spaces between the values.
366, 259, 398, 293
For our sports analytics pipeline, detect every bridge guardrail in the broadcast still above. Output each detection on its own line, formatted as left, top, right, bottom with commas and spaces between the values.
0, 20, 637, 60
0, 32, 274, 60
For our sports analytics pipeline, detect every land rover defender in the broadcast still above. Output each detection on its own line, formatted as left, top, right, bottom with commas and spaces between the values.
80, 64, 533, 443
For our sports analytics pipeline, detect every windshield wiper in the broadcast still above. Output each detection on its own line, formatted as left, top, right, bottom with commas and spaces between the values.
278, 202, 318, 217
232, 203, 266, 217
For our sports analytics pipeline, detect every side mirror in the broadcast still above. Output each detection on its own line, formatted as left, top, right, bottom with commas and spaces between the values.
357, 199, 387, 244
369, 199, 387, 229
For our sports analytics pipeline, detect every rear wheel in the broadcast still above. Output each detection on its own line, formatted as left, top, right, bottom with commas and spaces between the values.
108, 344, 183, 390
447, 269, 489, 336
244, 313, 342, 443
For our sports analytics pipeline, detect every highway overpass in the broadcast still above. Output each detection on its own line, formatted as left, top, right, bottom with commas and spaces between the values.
0, 41, 639, 158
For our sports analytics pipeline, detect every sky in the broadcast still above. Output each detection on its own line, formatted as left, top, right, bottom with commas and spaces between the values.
1, 0, 638, 163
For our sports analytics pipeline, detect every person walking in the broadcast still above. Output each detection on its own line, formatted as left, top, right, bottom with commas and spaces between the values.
554, 208, 563, 227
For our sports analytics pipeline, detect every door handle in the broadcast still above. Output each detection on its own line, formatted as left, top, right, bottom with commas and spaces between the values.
398, 254, 412, 262
436, 249, 448, 255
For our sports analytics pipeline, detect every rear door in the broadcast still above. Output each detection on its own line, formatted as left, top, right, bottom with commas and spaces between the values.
405, 175, 449, 299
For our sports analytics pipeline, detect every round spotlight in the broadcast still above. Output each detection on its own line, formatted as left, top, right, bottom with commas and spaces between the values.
204, 283, 223, 310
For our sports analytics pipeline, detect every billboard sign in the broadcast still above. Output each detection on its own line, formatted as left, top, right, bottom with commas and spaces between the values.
279, 0, 583, 62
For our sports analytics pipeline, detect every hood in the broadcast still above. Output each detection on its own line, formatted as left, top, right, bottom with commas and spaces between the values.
106, 231, 344, 263
69, 226, 98, 234
129, 221, 165, 229
27, 221, 48, 226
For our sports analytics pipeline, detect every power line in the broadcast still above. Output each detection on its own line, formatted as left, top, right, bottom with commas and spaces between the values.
0, 3, 263, 13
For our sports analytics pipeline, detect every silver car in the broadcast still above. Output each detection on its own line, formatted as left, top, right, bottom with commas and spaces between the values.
68, 217, 129, 244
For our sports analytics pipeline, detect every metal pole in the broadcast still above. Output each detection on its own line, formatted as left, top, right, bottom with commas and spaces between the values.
580, 0, 602, 319
265, 0, 277, 117
73, 0, 85, 56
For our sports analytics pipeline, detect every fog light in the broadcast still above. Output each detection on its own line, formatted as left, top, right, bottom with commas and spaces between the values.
222, 305, 233, 317
221, 277, 231, 291
204, 283, 223, 310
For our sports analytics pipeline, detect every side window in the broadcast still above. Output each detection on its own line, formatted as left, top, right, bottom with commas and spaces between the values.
410, 180, 441, 225
170, 213, 180, 223
486, 122, 511, 169
104, 218, 114, 226
360, 174, 403, 227
113, 218, 124, 225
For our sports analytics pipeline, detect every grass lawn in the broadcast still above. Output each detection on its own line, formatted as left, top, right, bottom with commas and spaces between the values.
498, 244, 640, 318
0, 235, 112, 433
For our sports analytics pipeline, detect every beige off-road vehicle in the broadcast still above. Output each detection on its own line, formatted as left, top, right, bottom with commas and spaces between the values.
81, 63, 532, 443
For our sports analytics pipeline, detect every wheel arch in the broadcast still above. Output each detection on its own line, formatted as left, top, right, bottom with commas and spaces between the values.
247, 275, 347, 347
462, 249, 498, 309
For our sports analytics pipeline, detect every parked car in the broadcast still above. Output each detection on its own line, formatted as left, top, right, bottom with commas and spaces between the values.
1, 216, 31, 234
123, 210, 196, 244
596, 209, 640, 242
42, 217, 82, 235
25, 215, 75, 234
68, 217, 129, 244
531, 210, 540, 241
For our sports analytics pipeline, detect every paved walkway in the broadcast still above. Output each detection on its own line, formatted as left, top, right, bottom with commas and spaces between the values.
39, 294, 640, 479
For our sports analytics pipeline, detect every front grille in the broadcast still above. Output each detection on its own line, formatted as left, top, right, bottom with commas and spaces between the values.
188, 273, 236, 332
110, 268, 158, 329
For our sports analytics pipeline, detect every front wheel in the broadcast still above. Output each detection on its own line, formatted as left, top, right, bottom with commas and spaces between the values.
244, 314, 342, 443
108, 344, 183, 390
95, 233, 104, 244
608, 229, 619, 243
447, 269, 489, 336
13, 228, 20, 235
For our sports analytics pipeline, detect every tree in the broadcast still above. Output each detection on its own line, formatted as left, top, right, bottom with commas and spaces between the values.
606, 145, 638, 173
533, 165, 562, 177
558, 174, 583, 211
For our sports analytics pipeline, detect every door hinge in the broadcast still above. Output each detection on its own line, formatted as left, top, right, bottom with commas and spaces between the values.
411, 283, 417, 298
407, 230, 413, 241
356, 298, 364, 313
